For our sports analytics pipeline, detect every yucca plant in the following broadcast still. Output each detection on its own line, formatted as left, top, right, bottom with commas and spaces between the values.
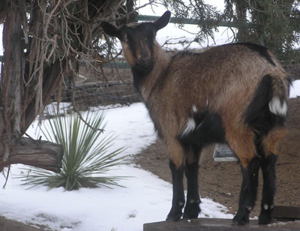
20, 111, 127, 190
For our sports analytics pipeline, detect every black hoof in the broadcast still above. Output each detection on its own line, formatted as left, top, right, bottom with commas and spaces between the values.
183, 200, 201, 219
166, 205, 184, 221
166, 201, 185, 221
233, 209, 250, 225
166, 211, 182, 221
259, 211, 272, 225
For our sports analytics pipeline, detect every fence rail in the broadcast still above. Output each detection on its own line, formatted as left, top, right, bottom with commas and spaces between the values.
138, 14, 244, 28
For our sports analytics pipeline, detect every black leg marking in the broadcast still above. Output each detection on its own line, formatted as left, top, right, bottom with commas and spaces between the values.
183, 153, 201, 219
259, 154, 278, 225
233, 157, 260, 225
166, 160, 185, 221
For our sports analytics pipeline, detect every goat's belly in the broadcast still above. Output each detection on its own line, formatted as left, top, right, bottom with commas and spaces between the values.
178, 110, 226, 148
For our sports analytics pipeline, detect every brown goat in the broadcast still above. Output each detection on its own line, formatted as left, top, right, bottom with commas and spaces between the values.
102, 11, 290, 225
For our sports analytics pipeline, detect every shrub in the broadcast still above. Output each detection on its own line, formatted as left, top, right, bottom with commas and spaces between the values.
20, 111, 127, 190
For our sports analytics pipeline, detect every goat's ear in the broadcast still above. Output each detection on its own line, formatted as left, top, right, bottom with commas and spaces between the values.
102, 22, 121, 39
153, 11, 171, 31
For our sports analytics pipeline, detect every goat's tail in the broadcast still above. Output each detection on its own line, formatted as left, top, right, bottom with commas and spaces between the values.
245, 74, 290, 134
268, 75, 290, 117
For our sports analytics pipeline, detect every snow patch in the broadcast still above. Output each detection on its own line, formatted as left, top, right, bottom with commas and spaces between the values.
289, 80, 300, 98
0, 103, 232, 231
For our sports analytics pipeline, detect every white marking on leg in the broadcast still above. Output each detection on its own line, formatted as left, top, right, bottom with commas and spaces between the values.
269, 97, 287, 116
181, 118, 196, 136
192, 105, 198, 113
264, 204, 269, 210
179, 201, 185, 206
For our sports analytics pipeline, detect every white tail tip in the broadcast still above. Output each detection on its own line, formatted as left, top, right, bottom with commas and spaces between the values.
269, 97, 287, 116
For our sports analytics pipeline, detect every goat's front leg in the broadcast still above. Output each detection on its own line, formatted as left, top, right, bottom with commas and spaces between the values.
166, 160, 185, 221
183, 152, 201, 219
233, 157, 260, 225
259, 154, 277, 225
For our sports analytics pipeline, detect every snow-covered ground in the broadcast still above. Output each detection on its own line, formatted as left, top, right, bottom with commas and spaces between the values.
0, 103, 232, 231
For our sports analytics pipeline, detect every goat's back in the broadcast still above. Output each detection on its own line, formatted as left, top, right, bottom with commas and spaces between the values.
149, 43, 287, 142
158, 43, 285, 111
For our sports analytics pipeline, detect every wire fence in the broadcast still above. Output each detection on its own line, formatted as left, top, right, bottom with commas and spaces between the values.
45, 62, 141, 118
0, 56, 140, 119
64, 80, 139, 111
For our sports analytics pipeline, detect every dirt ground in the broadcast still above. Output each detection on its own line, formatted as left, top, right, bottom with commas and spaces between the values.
134, 97, 300, 217
0, 216, 42, 231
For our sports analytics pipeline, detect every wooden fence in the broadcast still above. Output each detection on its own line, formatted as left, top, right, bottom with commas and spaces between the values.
145, 206, 300, 231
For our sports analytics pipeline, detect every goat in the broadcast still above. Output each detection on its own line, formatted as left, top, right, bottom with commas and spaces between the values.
102, 11, 290, 225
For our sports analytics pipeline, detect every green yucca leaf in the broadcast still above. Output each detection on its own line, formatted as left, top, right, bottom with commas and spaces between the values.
19, 111, 127, 190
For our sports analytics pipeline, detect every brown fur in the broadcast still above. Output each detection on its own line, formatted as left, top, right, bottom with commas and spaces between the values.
102, 14, 289, 223
126, 43, 288, 168
102, 19, 289, 169
262, 127, 287, 155
121, 42, 136, 66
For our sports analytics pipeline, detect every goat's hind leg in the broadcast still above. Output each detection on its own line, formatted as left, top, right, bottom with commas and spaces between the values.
259, 154, 277, 224
259, 129, 284, 224
183, 151, 201, 219
166, 159, 185, 221
233, 156, 260, 225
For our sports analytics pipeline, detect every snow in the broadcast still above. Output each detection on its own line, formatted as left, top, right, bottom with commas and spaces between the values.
0, 103, 232, 231
0, 25, 2, 55
138, 0, 235, 50
289, 80, 300, 98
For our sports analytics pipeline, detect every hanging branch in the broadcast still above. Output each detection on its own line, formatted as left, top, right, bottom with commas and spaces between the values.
0, 0, 132, 172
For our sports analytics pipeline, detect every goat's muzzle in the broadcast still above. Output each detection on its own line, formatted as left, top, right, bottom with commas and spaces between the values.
134, 59, 154, 74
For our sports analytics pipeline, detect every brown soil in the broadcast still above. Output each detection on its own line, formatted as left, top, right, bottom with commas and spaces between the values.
134, 97, 300, 217
0, 216, 43, 231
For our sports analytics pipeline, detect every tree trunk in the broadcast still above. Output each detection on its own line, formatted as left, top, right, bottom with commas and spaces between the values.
0, 138, 63, 172
235, 0, 248, 42
0, 0, 63, 172
0, 0, 130, 172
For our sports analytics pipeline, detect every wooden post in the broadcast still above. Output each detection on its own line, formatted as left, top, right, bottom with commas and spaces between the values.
144, 218, 300, 231
273, 206, 300, 221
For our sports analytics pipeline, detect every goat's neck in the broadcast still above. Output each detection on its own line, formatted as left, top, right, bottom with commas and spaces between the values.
138, 42, 170, 100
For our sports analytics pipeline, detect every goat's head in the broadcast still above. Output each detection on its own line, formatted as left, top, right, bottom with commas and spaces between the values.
102, 11, 171, 70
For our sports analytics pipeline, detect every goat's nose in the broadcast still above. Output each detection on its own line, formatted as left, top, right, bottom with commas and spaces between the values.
138, 57, 152, 65
137, 48, 151, 59
137, 53, 149, 61
136, 53, 151, 64
137, 54, 142, 60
